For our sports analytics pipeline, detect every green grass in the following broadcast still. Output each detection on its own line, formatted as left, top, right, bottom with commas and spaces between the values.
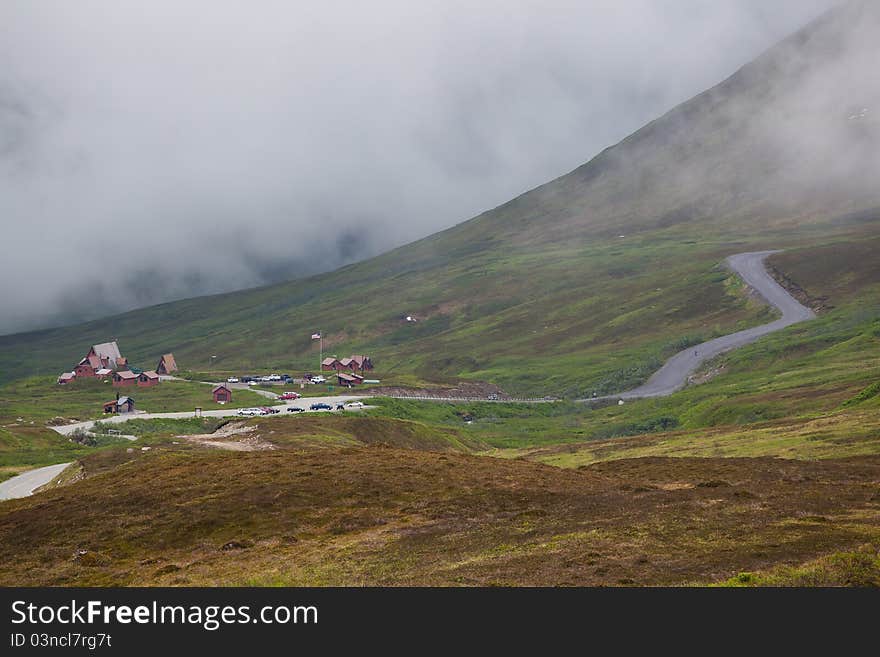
0, 376, 273, 423
90, 417, 229, 437
0, 378, 273, 478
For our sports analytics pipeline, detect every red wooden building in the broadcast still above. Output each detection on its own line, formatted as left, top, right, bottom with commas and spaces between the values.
336, 372, 364, 387
156, 353, 178, 375
86, 341, 123, 369
321, 357, 341, 371
137, 371, 160, 387
351, 355, 374, 371
212, 384, 232, 403
58, 372, 76, 385
112, 370, 138, 387
74, 354, 102, 378
337, 355, 374, 372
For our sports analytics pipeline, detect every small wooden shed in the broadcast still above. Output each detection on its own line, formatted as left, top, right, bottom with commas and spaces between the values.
212, 384, 232, 403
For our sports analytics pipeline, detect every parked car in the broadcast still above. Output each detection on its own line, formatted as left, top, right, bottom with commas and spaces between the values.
287, 407, 304, 413
259, 407, 280, 415
277, 392, 301, 400
487, 393, 499, 400
310, 403, 332, 411
345, 401, 365, 408
227, 377, 240, 383
237, 408, 261, 416
311, 376, 326, 384
336, 404, 345, 411
268, 374, 282, 381
247, 381, 259, 386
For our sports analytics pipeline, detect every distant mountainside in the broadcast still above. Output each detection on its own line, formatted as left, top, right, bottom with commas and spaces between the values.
2, 0, 879, 394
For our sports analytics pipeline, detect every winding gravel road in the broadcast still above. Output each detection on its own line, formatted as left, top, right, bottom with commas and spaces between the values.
0, 462, 72, 501
590, 250, 816, 401
1, 250, 813, 500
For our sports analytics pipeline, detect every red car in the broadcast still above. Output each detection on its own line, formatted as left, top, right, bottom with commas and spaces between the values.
277, 392, 301, 400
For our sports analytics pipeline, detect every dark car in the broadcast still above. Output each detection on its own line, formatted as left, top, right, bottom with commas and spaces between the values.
287, 407, 304, 413
335, 404, 345, 410
310, 403, 332, 411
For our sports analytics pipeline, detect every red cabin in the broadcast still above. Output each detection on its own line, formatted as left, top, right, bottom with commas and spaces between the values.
156, 353, 178, 375
112, 370, 138, 387
336, 372, 364, 387
212, 384, 232, 403
137, 371, 160, 387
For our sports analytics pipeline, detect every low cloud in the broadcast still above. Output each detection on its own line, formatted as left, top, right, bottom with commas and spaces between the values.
0, 0, 836, 334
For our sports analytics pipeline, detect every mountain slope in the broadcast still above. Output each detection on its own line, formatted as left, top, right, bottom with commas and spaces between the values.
1, 0, 878, 396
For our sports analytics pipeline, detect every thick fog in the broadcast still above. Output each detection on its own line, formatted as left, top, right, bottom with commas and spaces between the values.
0, 0, 836, 334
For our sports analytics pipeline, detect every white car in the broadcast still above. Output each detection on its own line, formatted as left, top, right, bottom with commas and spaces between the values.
227, 377, 240, 383
247, 381, 259, 386
311, 376, 326, 384
268, 374, 282, 381
260, 376, 273, 382
237, 408, 261, 416
345, 401, 364, 408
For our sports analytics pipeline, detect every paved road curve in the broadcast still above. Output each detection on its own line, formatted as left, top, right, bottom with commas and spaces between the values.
0, 462, 72, 501
587, 250, 816, 401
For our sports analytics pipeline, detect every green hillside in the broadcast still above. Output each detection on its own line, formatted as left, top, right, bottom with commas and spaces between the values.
0, 0, 878, 401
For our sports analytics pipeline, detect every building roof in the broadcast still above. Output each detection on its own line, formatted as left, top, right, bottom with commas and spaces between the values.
212, 384, 231, 393
115, 370, 137, 380
59, 372, 75, 380
140, 371, 159, 380
321, 357, 339, 366
117, 396, 133, 405
96, 368, 112, 375
92, 341, 122, 362
158, 353, 178, 371
339, 357, 353, 367
337, 372, 358, 382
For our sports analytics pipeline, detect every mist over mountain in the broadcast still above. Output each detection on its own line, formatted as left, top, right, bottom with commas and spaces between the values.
0, 0, 835, 335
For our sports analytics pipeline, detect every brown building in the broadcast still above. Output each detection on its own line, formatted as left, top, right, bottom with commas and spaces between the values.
87, 341, 123, 369
137, 371, 160, 387
351, 355, 374, 371
95, 368, 113, 379
321, 357, 341, 372
112, 370, 138, 387
115, 357, 129, 371
58, 372, 76, 385
337, 372, 364, 387
74, 354, 102, 378
103, 395, 135, 414
156, 353, 178, 375
212, 384, 232, 403
337, 355, 374, 372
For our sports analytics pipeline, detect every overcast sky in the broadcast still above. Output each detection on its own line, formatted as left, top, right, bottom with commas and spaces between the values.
0, 0, 837, 335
